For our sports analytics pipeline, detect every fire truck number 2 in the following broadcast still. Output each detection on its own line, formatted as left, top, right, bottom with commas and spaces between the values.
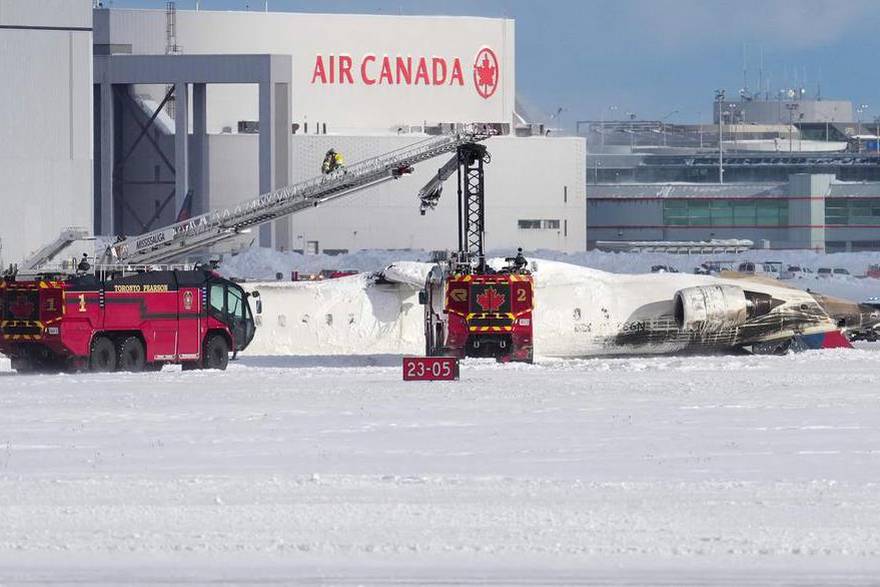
402, 357, 459, 381
516, 288, 527, 302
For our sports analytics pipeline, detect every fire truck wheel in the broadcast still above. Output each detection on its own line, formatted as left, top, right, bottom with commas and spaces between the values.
203, 334, 230, 370
117, 336, 146, 372
89, 336, 117, 372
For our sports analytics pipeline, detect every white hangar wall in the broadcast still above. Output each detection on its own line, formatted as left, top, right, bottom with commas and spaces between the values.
281, 135, 586, 253
97, 8, 515, 133
0, 0, 93, 265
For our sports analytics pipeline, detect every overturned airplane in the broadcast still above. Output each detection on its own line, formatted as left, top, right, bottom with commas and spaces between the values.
242, 259, 880, 358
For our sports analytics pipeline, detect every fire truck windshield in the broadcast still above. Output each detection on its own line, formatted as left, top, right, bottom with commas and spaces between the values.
208, 279, 256, 352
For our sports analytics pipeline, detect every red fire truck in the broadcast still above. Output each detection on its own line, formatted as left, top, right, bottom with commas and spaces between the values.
0, 269, 258, 373
424, 265, 534, 362
418, 143, 535, 363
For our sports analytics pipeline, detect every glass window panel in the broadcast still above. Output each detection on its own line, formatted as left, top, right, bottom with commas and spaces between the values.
689, 206, 711, 225
210, 284, 225, 313
663, 201, 688, 225
826, 198, 848, 225
733, 202, 755, 225
755, 200, 782, 226
227, 287, 244, 319
711, 201, 733, 226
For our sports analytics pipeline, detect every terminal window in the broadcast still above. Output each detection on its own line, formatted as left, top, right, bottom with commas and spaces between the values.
518, 219, 561, 229
825, 198, 880, 226
663, 199, 788, 227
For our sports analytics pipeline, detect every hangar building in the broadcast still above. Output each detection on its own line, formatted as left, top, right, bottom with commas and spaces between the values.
0, 0, 93, 267
92, 7, 586, 255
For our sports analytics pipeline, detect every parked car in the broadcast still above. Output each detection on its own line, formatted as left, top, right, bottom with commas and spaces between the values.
867, 264, 880, 279
833, 268, 851, 277
817, 268, 833, 278
736, 261, 779, 278
764, 261, 795, 280
694, 260, 736, 275
651, 264, 679, 273
786, 265, 814, 279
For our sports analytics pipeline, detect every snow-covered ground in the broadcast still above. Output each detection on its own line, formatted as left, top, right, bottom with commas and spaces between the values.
2, 348, 880, 583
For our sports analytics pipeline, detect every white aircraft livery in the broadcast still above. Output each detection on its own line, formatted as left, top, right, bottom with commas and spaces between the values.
243, 259, 880, 358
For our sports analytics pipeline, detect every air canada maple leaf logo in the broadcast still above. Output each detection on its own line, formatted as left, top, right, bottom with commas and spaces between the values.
476, 287, 506, 312
473, 47, 499, 99
10, 295, 34, 319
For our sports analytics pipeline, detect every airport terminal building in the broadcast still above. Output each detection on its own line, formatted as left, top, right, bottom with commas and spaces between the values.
585, 99, 880, 252
0, 2, 585, 266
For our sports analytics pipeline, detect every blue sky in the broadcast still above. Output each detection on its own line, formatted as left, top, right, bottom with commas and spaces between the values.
112, 0, 880, 129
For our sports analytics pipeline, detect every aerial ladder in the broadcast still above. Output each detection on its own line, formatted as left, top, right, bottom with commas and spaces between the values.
101, 126, 495, 266
418, 142, 534, 363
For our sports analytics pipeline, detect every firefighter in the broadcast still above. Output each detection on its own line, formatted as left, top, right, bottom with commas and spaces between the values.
321, 148, 345, 174
512, 248, 528, 272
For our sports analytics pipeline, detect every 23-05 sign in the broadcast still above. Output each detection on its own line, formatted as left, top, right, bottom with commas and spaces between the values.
402, 357, 460, 381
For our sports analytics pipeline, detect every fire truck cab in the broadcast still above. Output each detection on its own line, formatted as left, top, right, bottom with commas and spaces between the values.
0, 269, 257, 373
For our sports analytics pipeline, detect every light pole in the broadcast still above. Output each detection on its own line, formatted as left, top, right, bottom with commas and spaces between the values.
857, 104, 869, 151
627, 112, 637, 149
715, 90, 725, 183
726, 103, 739, 152
785, 103, 799, 153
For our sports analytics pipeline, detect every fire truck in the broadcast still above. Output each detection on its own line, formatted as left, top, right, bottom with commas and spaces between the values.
0, 126, 495, 373
0, 267, 257, 372
418, 143, 535, 363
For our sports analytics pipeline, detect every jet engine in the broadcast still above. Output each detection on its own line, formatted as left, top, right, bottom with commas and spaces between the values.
674, 285, 768, 332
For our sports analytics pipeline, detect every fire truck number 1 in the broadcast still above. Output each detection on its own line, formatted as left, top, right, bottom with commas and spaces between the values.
45, 298, 56, 312
402, 357, 459, 381
78, 294, 87, 312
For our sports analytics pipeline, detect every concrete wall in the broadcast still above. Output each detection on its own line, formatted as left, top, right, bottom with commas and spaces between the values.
98, 8, 515, 133
0, 0, 93, 266
787, 174, 831, 251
